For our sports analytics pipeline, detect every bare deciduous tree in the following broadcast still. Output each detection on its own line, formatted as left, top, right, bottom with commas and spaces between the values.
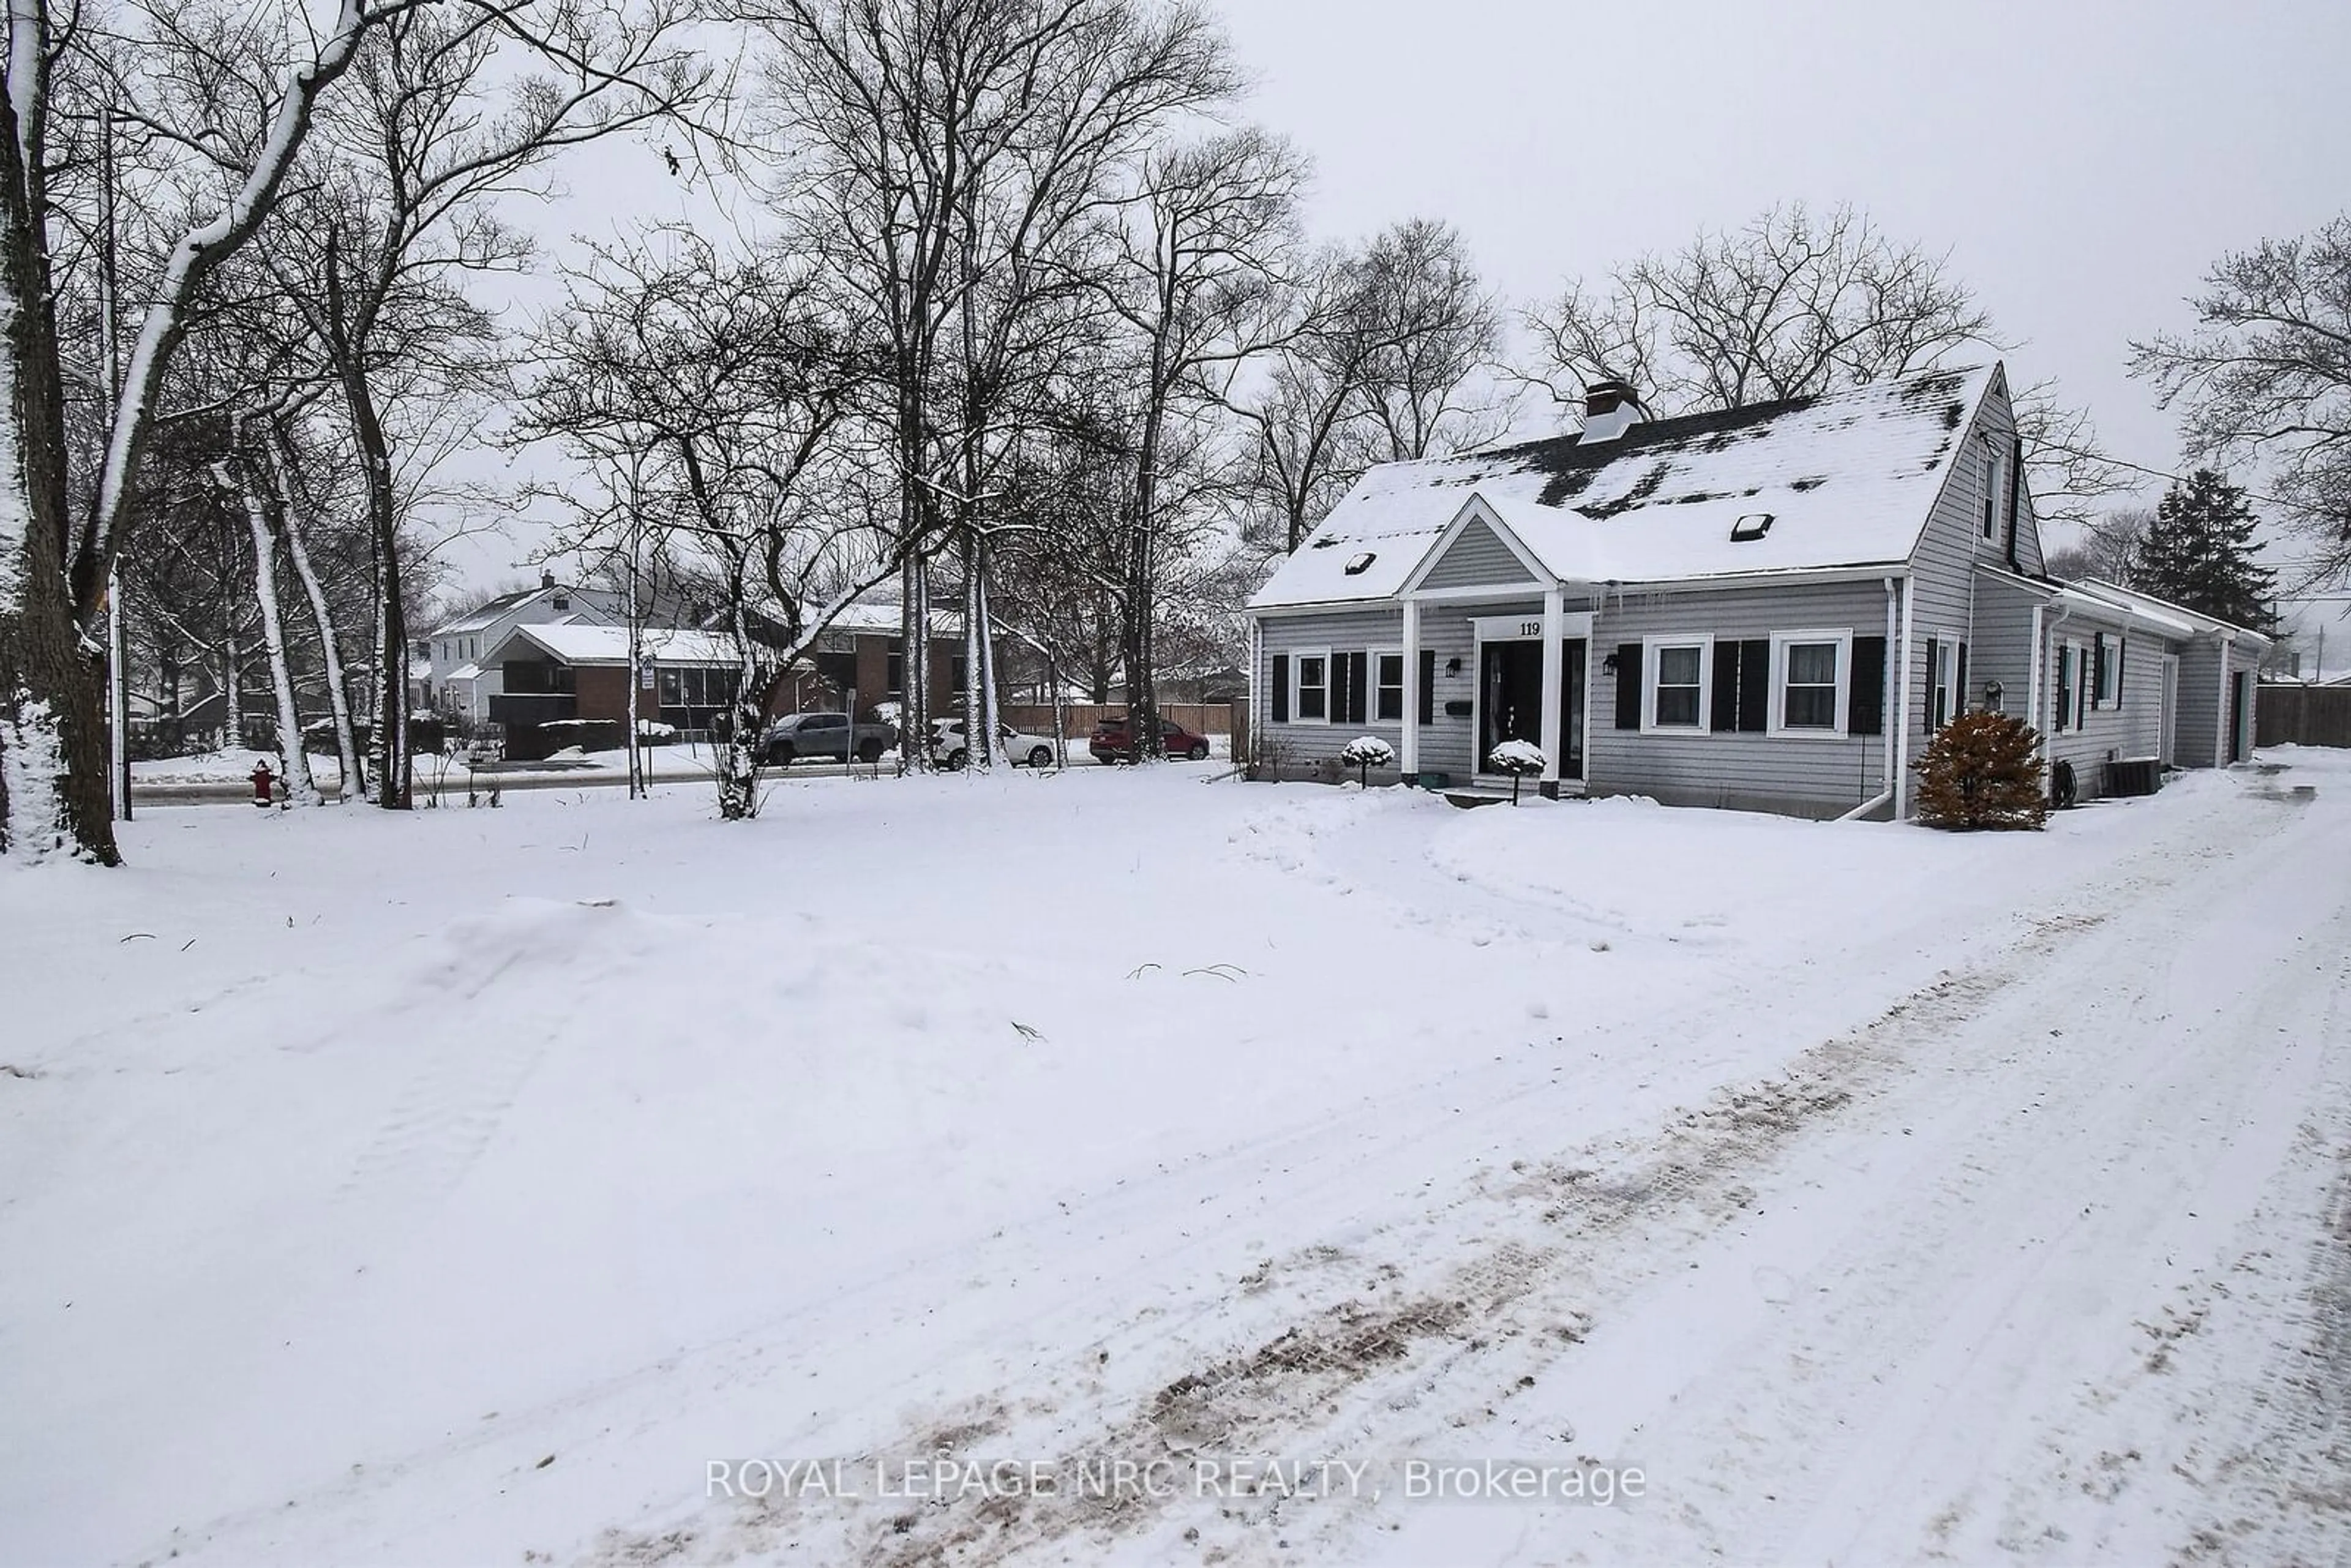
522, 230, 888, 819
2131, 212, 2351, 587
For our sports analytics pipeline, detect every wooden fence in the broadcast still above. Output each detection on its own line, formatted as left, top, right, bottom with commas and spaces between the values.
2257, 685, 2351, 748
1002, 701, 1247, 755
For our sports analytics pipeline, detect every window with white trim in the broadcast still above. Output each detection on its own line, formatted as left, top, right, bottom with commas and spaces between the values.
2096, 636, 2123, 706
1373, 650, 1404, 722
1293, 650, 1329, 722
1771, 630, 1851, 736
1930, 637, 1957, 730
1644, 636, 1711, 731
2058, 640, 2089, 730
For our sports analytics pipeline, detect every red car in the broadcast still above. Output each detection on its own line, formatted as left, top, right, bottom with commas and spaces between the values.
1089, 713, 1213, 763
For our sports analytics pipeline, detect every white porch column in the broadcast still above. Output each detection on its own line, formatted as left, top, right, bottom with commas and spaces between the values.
1538, 587, 1564, 784
1400, 597, 1421, 778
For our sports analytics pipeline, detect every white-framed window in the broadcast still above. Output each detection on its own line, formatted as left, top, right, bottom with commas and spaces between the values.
1373, 650, 1405, 722
2057, 639, 2089, 731
1643, 635, 1712, 732
2097, 636, 2123, 707
1930, 636, 1957, 730
1292, 648, 1330, 723
1770, 629, 1851, 736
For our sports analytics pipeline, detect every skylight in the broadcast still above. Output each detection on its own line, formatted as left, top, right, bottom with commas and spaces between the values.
1343, 551, 1377, 576
1730, 513, 1774, 542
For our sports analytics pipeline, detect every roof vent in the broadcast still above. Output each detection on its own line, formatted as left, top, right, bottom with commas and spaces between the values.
1577, 378, 1648, 445
1343, 551, 1376, 576
1730, 512, 1774, 542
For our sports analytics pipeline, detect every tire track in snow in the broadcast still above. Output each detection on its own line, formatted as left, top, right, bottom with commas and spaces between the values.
584, 853, 2195, 1567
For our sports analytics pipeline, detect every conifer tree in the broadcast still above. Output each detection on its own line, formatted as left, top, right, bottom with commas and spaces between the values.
2131, 470, 2280, 631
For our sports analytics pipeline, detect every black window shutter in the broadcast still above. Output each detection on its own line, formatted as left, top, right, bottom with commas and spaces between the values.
1849, 635, 1886, 735
2055, 647, 2070, 732
1270, 654, 1289, 723
1738, 639, 1771, 732
1710, 641, 1740, 732
1418, 649, 1435, 726
1955, 642, 1970, 715
1923, 636, 1940, 730
1346, 651, 1368, 724
1613, 643, 1643, 729
2091, 633, 2105, 710
2114, 639, 2125, 708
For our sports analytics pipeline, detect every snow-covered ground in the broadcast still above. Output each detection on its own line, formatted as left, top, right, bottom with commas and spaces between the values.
4, 752, 2346, 1567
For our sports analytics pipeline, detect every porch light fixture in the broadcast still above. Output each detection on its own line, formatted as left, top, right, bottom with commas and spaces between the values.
1984, 678, 2004, 711
1445, 656, 1461, 675
1600, 650, 1620, 673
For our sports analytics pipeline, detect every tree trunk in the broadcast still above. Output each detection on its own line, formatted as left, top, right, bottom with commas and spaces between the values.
222, 634, 242, 750
326, 228, 409, 809
219, 444, 318, 806
975, 547, 1002, 757
961, 530, 989, 769
0, 62, 116, 863
715, 588, 766, 820
266, 422, 359, 800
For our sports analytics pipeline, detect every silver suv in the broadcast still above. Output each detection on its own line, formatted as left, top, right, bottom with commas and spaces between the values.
763, 712, 898, 765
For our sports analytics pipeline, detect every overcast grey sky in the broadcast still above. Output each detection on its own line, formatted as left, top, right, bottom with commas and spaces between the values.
487, 0, 2351, 647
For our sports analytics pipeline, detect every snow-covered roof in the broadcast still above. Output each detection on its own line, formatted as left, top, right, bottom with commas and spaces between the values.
488, 624, 740, 667
718, 591, 964, 639
446, 662, 484, 683
2069, 579, 2274, 647
1250, 362, 1998, 610
1980, 569, 2276, 647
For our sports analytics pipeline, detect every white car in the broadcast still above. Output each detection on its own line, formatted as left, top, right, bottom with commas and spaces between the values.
930, 718, 1059, 770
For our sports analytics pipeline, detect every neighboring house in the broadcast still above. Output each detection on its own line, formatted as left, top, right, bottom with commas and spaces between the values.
1247, 363, 2270, 819
749, 593, 977, 718
422, 573, 628, 722
482, 625, 747, 759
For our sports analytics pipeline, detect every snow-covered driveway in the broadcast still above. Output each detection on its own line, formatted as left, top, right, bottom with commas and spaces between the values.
2, 754, 2345, 1566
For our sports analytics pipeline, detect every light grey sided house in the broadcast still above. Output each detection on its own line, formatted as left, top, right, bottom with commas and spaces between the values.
1245, 363, 2269, 820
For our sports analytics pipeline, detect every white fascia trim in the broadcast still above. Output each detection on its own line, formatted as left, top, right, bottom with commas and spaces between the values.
1640, 632, 1715, 735
1597, 564, 1914, 596
1766, 628, 1856, 738
1409, 584, 1557, 604
1246, 596, 1398, 618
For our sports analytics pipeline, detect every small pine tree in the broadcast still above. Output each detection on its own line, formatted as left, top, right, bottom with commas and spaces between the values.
2131, 470, 2280, 631
1913, 711, 2049, 830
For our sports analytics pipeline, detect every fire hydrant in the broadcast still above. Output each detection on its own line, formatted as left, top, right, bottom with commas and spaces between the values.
250, 759, 276, 809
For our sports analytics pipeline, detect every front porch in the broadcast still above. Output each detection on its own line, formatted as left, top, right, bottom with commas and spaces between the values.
1397, 594, 1595, 793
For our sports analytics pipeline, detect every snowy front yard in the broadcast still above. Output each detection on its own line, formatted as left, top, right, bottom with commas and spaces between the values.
4, 757, 2347, 1566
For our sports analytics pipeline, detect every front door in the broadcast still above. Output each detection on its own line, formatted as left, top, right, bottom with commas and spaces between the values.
1559, 639, 1587, 779
1478, 639, 1543, 773
2229, 670, 2249, 763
